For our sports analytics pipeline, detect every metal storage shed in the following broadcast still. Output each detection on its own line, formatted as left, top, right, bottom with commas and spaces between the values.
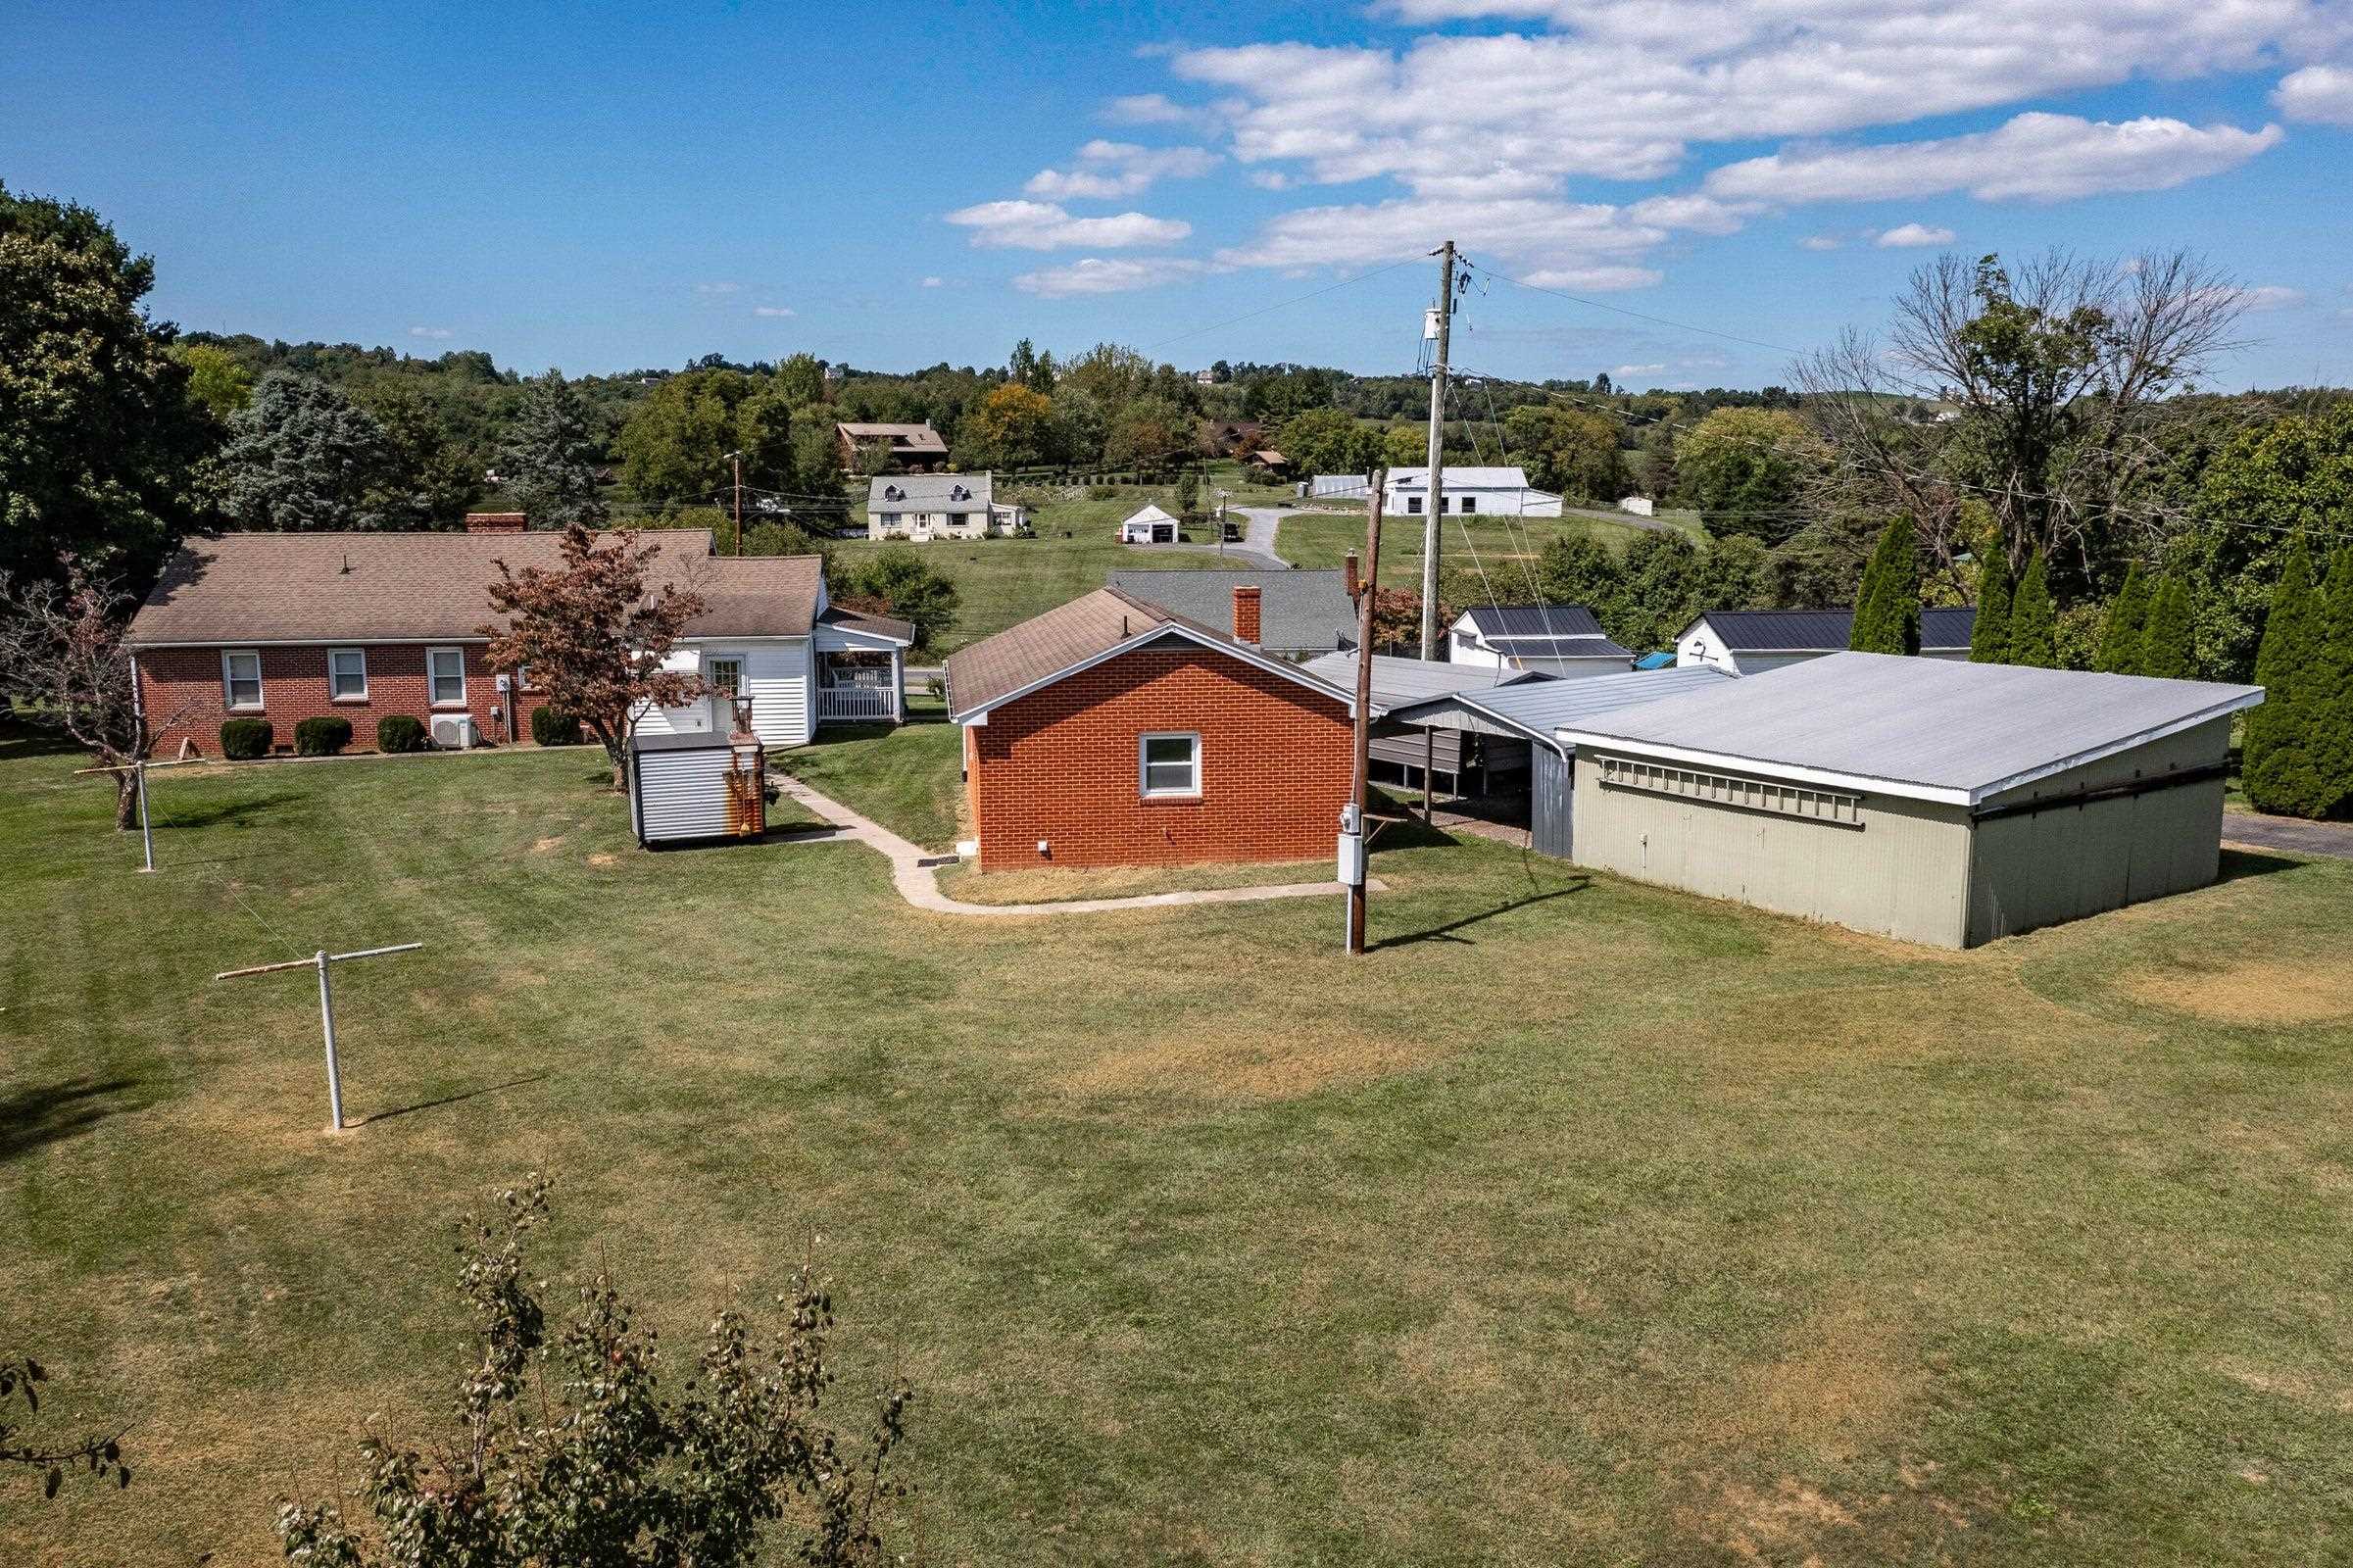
1551, 653, 2263, 947
1299, 652, 1551, 795
628, 730, 767, 847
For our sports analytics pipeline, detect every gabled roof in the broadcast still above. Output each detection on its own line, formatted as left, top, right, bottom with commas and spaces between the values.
867, 472, 994, 511
126, 529, 838, 647
1107, 568, 1357, 655
1689, 607, 1977, 654
1119, 503, 1179, 527
817, 604, 915, 646
837, 421, 948, 454
1459, 604, 1606, 639
1382, 466, 1537, 490
1483, 636, 1637, 660
1298, 650, 1546, 710
1551, 651, 2262, 805
945, 586, 1353, 723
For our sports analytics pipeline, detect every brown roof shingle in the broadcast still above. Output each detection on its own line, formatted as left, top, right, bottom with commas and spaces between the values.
127, 530, 831, 647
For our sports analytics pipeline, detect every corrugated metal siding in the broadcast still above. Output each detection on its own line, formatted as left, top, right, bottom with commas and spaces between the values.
1532, 745, 1572, 858
1964, 716, 2230, 943
1572, 752, 1974, 946
633, 747, 741, 843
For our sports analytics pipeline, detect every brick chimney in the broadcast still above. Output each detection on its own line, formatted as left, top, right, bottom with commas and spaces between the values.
464, 512, 527, 534
1231, 584, 1262, 645
1344, 550, 1360, 600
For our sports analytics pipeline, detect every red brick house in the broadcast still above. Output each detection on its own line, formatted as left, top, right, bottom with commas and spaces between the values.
945, 583, 1357, 872
127, 522, 910, 756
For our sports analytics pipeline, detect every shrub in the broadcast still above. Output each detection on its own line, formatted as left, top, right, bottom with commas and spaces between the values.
376, 714, 428, 754
294, 715, 352, 757
531, 707, 585, 747
220, 717, 273, 760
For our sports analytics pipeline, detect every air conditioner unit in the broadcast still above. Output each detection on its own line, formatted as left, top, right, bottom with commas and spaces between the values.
431, 714, 476, 751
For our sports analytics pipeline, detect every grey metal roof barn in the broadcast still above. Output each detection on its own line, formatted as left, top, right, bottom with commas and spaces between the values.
1688, 607, 1977, 656
1554, 652, 2257, 804
1554, 652, 2265, 947
1110, 568, 1357, 657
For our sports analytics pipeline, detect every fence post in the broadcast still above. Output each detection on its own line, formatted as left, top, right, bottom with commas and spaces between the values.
316, 950, 344, 1132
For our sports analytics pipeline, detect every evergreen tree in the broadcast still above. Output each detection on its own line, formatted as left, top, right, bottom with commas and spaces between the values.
500, 370, 607, 528
2137, 574, 2196, 680
2312, 549, 2353, 815
2007, 551, 2057, 666
1968, 548, 2012, 663
206, 370, 393, 530
2093, 562, 2151, 675
2242, 536, 2317, 814
1849, 515, 1921, 654
1640, 425, 1677, 501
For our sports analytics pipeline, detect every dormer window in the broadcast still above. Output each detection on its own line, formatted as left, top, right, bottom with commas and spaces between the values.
882, 485, 904, 502
949, 484, 969, 502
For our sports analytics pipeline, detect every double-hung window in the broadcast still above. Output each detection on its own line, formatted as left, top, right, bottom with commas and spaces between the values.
327, 648, 368, 701
426, 647, 467, 708
222, 650, 264, 710
1139, 732, 1201, 798
1405, 495, 1424, 514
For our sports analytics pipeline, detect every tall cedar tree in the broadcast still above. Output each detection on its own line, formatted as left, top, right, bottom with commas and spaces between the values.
500, 370, 608, 528
2094, 562, 2151, 674
2243, 537, 2318, 814
1850, 515, 1922, 655
1968, 548, 2012, 662
480, 526, 707, 787
0, 561, 202, 827
2006, 551, 2057, 666
2137, 574, 2197, 680
2314, 549, 2353, 814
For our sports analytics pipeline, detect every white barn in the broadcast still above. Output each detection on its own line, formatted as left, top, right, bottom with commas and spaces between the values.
1310, 466, 1564, 517
1677, 608, 1977, 676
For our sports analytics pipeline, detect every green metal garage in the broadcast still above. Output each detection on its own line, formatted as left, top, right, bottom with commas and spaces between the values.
1552, 653, 2265, 948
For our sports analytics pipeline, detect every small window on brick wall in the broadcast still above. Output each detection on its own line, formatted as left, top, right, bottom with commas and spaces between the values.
1139, 732, 1201, 797
427, 647, 467, 708
222, 650, 264, 710
328, 648, 368, 700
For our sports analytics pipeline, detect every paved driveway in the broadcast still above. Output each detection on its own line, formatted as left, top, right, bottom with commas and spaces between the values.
2222, 810, 2353, 860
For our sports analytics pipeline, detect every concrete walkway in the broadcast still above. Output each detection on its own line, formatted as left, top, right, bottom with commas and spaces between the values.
773, 775, 1378, 917
2223, 809, 2353, 860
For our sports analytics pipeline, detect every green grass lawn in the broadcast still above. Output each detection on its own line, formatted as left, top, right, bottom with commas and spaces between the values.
772, 710, 965, 850
6, 727, 2353, 1565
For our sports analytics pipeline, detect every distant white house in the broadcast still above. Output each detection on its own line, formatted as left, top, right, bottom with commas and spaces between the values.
1618, 495, 1654, 517
1115, 503, 1182, 545
1309, 466, 1563, 517
1449, 606, 1635, 678
866, 472, 1026, 542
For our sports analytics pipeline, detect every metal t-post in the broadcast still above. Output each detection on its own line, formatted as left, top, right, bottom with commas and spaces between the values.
135, 760, 155, 873
316, 951, 344, 1132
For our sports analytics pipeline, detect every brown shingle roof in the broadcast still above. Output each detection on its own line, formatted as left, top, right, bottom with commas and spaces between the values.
835, 421, 949, 454
127, 530, 830, 647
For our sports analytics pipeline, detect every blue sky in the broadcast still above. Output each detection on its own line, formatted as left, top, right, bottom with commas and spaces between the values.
8, 0, 2352, 389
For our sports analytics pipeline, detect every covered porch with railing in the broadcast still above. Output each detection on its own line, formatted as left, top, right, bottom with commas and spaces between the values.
814, 606, 913, 727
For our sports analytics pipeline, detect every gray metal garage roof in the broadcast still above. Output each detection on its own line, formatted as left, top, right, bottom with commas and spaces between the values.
1299, 650, 1547, 710
1551, 651, 2262, 805
1690, 607, 1976, 654
1383, 664, 1734, 742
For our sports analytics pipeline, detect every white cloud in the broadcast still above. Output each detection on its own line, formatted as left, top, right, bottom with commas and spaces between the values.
1100, 92, 1216, 128
945, 199, 1192, 250
1706, 113, 2281, 205
1215, 194, 1667, 279
1798, 234, 1844, 251
753, 305, 797, 318
1248, 170, 1293, 191
1519, 265, 1665, 291
1024, 139, 1220, 200
2276, 63, 2353, 123
920, 275, 944, 288
694, 281, 741, 295
1011, 257, 1209, 297
2232, 284, 2308, 310
1610, 363, 1668, 376
408, 325, 453, 339
1875, 222, 1956, 247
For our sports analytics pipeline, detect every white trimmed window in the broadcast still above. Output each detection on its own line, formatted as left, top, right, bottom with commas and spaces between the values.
426, 647, 467, 708
327, 648, 368, 701
1139, 732, 1201, 798
221, 650, 264, 710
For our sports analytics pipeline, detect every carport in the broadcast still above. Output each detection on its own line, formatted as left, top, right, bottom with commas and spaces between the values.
1383, 664, 1740, 857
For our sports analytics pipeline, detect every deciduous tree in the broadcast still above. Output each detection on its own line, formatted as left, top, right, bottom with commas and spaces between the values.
273, 1176, 911, 1568
2, 1355, 129, 1502
480, 526, 707, 787
1674, 407, 1824, 544
1277, 409, 1383, 485
955, 383, 1054, 470
1502, 406, 1625, 503
0, 559, 200, 826
833, 546, 959, 653
615, 368, 792, 504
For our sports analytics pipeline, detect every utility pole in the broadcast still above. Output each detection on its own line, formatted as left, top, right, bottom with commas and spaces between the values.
1345, 468, 1385, 956
730, 451, 745, 557
1420, 239, 1455, 662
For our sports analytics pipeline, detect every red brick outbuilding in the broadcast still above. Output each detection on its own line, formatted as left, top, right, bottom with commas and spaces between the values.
945, 585, 1357, 872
